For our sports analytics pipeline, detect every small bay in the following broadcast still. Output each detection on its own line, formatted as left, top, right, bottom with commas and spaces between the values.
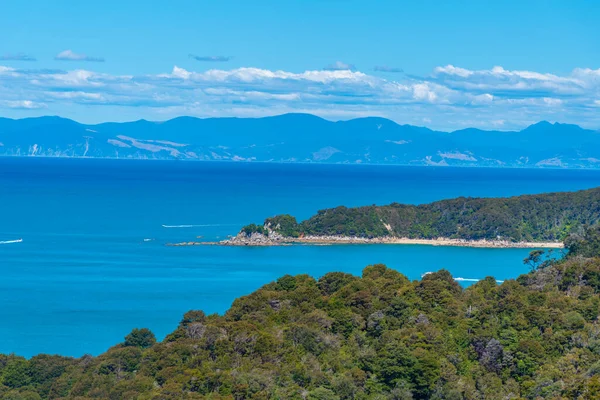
1, 157, 600, 357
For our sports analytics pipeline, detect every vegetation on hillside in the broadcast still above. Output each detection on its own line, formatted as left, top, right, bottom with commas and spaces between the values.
254, 187, 600, 242
240, 224, 269, 237
264, 215, 301, 238
565, 225, 600, 259
3, 228, 600, 398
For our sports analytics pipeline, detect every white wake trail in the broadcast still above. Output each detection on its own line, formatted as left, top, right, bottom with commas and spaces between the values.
422, 272, 503, 283
0, 239, 23, 245
455, 277, 504, 283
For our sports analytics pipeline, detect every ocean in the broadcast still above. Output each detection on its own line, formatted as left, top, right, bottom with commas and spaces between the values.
1, 157, 600, 357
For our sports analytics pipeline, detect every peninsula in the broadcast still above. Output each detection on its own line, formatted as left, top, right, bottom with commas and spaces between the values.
170, 187, 600, 248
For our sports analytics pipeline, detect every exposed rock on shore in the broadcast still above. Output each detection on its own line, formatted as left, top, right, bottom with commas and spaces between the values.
167, 229, 564, 249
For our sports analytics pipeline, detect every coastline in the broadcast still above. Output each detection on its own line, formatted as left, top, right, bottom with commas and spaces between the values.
3, 156, 600, 171
167, 235, 564, 249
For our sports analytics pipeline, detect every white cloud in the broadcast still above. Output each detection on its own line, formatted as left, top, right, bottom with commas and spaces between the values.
431, 64, 596, 97
0, 66, 19, 77
47, 91, 104, 100
412, 83, 439, 102
164, 66, 369, 84
543, 97, 562, 106
434, 65, 473, 78
4, 100, 47, 109
170, 66, 191, 79
0, 63, 599, 130
471, 93, 494, 105
55, 50, 105, 62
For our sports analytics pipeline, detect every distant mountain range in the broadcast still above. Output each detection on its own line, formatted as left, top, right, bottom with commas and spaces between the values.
1, 114, 599, 168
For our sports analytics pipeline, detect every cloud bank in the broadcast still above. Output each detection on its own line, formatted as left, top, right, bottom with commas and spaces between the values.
0, 63, 598, 130
55, 50, 105, 62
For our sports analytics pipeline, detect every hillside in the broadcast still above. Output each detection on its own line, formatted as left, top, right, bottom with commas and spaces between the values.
2, 229, 600, 399
239, 187, 600, 243
1, 114, 600, 168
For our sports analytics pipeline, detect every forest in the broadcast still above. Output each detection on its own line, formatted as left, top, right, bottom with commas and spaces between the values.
247, 187, 600, 242
2, 226, 600, 399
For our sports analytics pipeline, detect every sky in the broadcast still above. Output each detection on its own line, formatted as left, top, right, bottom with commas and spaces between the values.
0, 0, 599, 131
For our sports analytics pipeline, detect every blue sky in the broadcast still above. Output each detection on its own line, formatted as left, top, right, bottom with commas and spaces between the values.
0, 0, 599, 130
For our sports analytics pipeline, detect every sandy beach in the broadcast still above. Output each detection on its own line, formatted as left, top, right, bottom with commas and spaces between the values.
167, 234, 564, 249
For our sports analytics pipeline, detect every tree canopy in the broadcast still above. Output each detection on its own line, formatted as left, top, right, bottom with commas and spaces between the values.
251, 187, 600, 242
3, 227, 600, 399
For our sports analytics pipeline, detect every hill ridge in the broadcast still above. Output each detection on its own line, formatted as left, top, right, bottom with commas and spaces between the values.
1, 113, 599, 167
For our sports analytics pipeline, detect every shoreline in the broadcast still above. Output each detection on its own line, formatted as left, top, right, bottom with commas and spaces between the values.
2, 156, 599, 171
167, 235, 564, 249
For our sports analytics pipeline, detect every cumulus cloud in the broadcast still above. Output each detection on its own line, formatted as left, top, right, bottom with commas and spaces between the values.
0, 53, 36, 61
55, 50, 105, 62
189, 54, 231, 62
162, 65, 371, 84
324, 61, 356, 71
0, 63, 599, 130
430, 64, 594, 98
374, 65, 404, 73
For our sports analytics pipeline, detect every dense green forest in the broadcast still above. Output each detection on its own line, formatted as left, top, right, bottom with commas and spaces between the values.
244, 187, 600, 242
2, 227, 600, 399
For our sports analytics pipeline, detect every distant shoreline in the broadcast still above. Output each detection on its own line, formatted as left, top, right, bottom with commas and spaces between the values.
167, 235, 564, 249
1, 155, 598, 171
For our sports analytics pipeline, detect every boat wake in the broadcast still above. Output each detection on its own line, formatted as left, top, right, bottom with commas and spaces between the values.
455, 277, 504, 283
0, 239, 23, 245
422, 272, 503, 283
454, 277, 481, 282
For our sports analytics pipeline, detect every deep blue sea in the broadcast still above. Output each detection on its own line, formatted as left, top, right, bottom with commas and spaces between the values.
2, 158, 600, 357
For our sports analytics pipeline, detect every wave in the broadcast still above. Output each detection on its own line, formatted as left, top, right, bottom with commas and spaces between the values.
0, 238, 23, 245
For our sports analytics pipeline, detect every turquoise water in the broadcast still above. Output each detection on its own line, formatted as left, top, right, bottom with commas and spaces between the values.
2, 158, 600, 357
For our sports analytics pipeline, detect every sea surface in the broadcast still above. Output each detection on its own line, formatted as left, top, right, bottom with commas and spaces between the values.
2, 158, 600, 357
